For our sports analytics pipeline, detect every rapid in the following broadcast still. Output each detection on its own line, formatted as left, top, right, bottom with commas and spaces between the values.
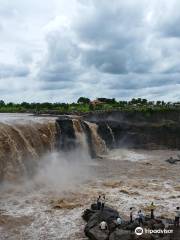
0, 114, 179, 239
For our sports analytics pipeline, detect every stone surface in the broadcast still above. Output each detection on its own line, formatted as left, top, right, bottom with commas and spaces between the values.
82, 205, 178, 240
109, 229, 133, 240
87, 225, 109, 240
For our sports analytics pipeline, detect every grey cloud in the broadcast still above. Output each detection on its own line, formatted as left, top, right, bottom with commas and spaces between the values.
165, 22, 180, 38
0, 64, 29, 79
82, 49, 128, 74
37, 30, 81, 84
156, 2, 180, 39
73, 1, 157, 75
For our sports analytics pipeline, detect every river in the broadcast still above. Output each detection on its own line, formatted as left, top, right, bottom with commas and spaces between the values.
0, 114, 179, 239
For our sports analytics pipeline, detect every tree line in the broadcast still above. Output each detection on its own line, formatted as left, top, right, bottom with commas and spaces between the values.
0, 98, 179, 113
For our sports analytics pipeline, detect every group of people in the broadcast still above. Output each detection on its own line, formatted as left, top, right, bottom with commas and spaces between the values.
97, 197, 180, 231
131, 202, 156, 226
130, 205, 180, 228
133, 204, 180, 228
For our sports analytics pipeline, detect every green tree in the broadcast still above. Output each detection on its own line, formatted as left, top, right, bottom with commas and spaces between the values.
77, 97, 90, 104
0, 100, 5, 106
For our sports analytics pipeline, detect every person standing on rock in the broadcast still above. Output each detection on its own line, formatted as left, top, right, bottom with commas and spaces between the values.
150, 202, 155, 219
130, 207, 133, 223
101, 194, 106, 212
175, 207, 180, 227
97, 195, 101, 210
138, 210, 144, 226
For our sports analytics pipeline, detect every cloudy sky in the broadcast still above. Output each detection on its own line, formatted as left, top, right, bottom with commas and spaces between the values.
0, 0, 180, 102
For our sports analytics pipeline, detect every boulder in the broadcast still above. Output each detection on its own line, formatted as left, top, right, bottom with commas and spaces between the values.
82, 205, 175, 240
86, 225, 109, 240
89, 205, 119, 223
125, 221, 139, 231
144, 219, 157, 229
109, 229, 133, 240
91, 203, 99, 211
84, 205, 120, 239
82, 209, 96, 222
134, 234, 155, 240
153, 223, 165, 230
108, 222, 117, 233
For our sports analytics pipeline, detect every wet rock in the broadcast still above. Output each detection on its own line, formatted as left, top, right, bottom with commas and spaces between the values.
90, 205, 119, 221
144, 219, 157, 228
84, 111, 180, 150
84, 205, 119, 239
82, 205, 170, 240
91, 203, 99, 210
82, 209, 96, 222
109, 229, 133, 240
125, 221, 139, 231
166, 157, 180, 164
134, 234, 155, 240
56, 119, 76, 151
153, 223, 165, 230
108, 222, 117, 233
87, 225, 109, 240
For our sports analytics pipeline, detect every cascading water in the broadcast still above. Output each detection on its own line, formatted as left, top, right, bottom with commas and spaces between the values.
84, 121, 107, 156
72, 119, 89, 152
106, 123, 115, 146
0, 120, 57, 181
0, 116, 108, 182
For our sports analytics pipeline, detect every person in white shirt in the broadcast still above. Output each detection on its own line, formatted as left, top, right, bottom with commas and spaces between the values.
137, 210, 144, 226
116, 217, 122, 225
175, 207, 180, 227
99, 221, 108, 230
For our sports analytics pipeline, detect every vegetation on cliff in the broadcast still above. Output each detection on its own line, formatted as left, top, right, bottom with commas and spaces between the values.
0, 98, 180, 114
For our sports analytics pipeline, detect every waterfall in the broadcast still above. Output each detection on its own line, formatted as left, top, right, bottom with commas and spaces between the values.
72, 119, 89, 152
0, 116, 108, 182
84, 121, 107, 156
106, 123, 115, 146
0, 121, 57, 181
56, 118, 107, 157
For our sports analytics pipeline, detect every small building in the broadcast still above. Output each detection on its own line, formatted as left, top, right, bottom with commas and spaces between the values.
90, 99, 104, 106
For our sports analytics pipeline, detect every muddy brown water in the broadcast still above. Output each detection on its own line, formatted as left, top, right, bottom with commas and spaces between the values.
0, 148, 180, 239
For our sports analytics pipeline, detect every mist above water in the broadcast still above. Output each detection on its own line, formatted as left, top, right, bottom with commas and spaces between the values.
35, 149, 93, 192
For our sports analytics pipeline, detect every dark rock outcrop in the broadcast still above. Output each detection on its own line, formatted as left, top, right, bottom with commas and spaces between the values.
82, 205, 178, 240
166, 157, 180, 164
109, 229, 133, 240
84, 111, 180, 149
82, 209, 97, 222
83, 205, 119, 240
87, 226, 109, 240
56, 118, 76, 151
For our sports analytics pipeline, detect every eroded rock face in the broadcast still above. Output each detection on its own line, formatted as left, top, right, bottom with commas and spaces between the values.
56, 118, 76, 151
84, 111, 180, 150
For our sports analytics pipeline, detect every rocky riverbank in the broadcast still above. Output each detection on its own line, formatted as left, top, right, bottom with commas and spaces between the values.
82, 204, 180, 240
